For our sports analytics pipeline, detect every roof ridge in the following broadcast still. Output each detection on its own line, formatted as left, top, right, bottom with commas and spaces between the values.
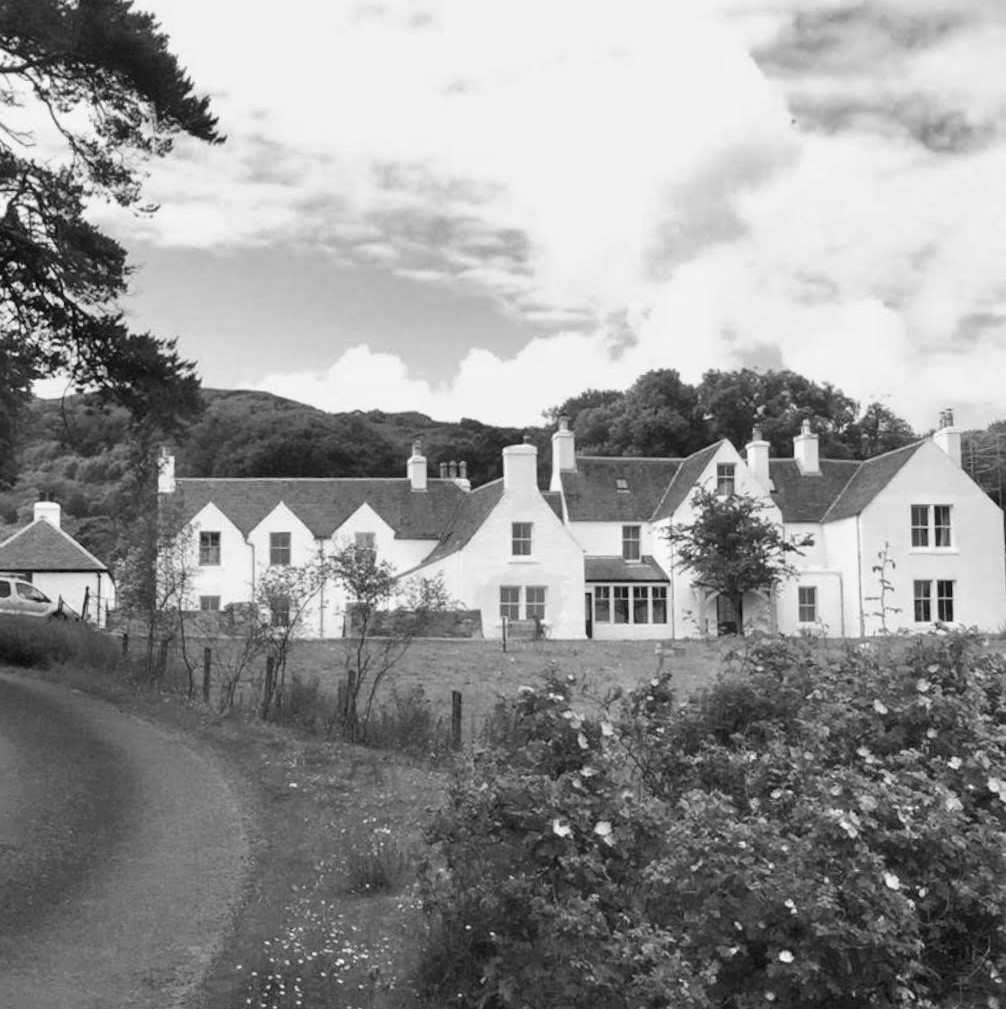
648, 441, 722, 522
576, 455, 685, 463
820, 442, 924, 523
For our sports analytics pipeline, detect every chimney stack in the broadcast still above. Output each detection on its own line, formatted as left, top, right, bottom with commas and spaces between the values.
934, 408, 961, 467
793, 419, 820, 475
745, 426, 771, 490
550, 415, 576, 492
407, 439, 428, 491
33, 500, 61, 529
157, 447, 176, 494
454, 460, 471, 492
503, 440, 539, 495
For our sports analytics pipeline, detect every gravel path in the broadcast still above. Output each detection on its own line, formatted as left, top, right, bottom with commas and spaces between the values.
0, 671, 250, 1008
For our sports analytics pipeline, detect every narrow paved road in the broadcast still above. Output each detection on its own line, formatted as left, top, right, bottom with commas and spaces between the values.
0, 671, 249, 1008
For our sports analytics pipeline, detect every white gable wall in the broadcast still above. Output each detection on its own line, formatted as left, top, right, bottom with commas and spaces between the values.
776, 521, 844, 636
859, 442, 1006, 634
33, 571, 115, 626
180, 503, 253, 609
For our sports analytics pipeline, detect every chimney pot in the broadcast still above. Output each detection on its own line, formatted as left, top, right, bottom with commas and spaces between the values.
459, 461, 467, 479
523, 433, 532, 444
448, 460, 458, 479
439, 462, 448, 479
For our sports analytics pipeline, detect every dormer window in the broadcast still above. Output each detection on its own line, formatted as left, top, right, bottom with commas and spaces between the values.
716, 463, 736, 496
616, 478, 629, 493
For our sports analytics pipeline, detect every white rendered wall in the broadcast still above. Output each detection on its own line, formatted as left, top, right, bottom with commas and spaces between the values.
33, 571, 115, 625
179, 503, 254, 610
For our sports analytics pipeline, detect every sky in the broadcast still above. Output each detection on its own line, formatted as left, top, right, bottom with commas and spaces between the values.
34, 0, 1006, 430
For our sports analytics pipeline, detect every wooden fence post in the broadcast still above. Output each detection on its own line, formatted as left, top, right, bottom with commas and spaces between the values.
203, 646, 212, 704
451, 690, 462, 749
501, 615, 507, 653
261, 656, 275, 721
121, 632, 129, 659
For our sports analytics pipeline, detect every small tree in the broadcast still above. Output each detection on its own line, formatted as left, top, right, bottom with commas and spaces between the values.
328, 542, 453, 742
667, 486, 813, 634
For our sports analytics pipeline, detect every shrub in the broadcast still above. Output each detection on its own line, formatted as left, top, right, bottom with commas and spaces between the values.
365, 684, 451, 756
420, 632, 1006, 1009
0, 616, 122, 671
345, 835, 414, 894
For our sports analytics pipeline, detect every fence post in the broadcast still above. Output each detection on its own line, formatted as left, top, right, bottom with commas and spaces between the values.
451, 690, 462, 749
501, 615, 507, 653
121, 632, 129, 659
261, 656, 275, 721
203, 646, 212, 704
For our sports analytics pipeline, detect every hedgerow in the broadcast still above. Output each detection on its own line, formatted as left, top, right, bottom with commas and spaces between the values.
420, 632, 1006, 1009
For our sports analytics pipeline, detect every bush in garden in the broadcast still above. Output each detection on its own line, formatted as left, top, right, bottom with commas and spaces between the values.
420, 633, 1006, 1009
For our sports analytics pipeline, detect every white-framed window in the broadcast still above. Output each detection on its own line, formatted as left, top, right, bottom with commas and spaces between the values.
526, 586, 547, 621
622, 524, 641, 561
798, 586, 817, 623
594, 586, 611, 622
270, 531, 291, 566
652, 586, 667, 624
632, 586, 649, 623
613, 585, 630, 624
199, 595, 221, 612
615, 478, 629, 493
500, 585, 520, 621
913, 580, 932, 622
355, 531, 376, 557
911, 504, 952, 548
199, 531, 221, 566
716, 463, 736, 496
511, 522, 532, 557
937, 580, 955, 622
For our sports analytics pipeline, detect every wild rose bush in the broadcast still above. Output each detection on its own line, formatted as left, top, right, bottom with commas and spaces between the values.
420, 633, 1006, 1009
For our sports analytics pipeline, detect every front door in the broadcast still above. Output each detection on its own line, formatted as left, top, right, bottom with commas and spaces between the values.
584, 592, 593, 639
716, 594, 742, 635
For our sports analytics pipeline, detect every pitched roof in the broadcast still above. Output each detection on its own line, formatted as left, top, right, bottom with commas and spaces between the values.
650, 441, 727, 521
821, 442, 926, 522
172, 477, 466, 540
560, 457, 682, 522
768, 459, 861, 522
399, 479, 505, 573
0, 520, 109, 572
584, 555, 669, 582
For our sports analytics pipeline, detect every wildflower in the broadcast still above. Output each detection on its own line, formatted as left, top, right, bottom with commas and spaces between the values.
778, 950, 794, 963
552, 819, 572, 838
601, 720, 614, 737
594, 821, 613, 844
884, 871, 901, 890
916, 679, 931, 693
949, 756, 962, 770
873, 699, 888, 715
577, 732, 589, 750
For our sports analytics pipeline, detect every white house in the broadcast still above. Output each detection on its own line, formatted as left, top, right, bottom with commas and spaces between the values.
159, 411, 1006, 640
0, 501, 116, 625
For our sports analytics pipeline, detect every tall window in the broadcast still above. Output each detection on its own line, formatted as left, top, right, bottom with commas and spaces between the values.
270, 532, 291, 566
716, 463, 736, 496
934, 505, 952, 547
652, 586, 667, 624
500, 586, 520, 621
270, 595, 291, 627
594, 586, 611, 622
526, 586, 547, 621
199, 531, 220, 566
613, 585, 630, 624
798, 586, 817, 623
622, 525, 641, 561
633, 586, 649, 623
937, 580, 955, 622
913, 580, 932, 622
910, 505, 929, 547
511, 522, 532, 556
355, 531, 376, 558
199, 595, 221, 612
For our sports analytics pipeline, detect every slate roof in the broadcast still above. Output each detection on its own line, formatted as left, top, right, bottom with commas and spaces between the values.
0, 520, 108, 572
768, 459, 861, 523
584, 555, 669, 582
650, 442, 727, 521
560, 457, 683, 522
821, 442, 926, 522
400, 479, 505, 572
172, 477, 466, 540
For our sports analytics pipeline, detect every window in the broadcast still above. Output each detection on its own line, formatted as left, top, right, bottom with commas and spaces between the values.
500, 586, 520, 621
199, 531, 221, 565
633, 586, 649, 623
911, 505, 953, 548
937, 580, 954, 622
615, 478, 629, 493
913, 580, 932, 623
270, 595, 291, 628
0, 582, 9, 598
652, 586, 667, 624
526, 586, 547, 621
511, 522, 532, 556
798, 586, 817, 623
200, 595, 221, 612
716, 463, 736, 496
934, 506, 952, 547
16, 582, 47, 602
594, 586, 611, 622
270, 532, 291, 566
622, 525, 641, 561
613, 585, 630, 624
355, 531, 376, 557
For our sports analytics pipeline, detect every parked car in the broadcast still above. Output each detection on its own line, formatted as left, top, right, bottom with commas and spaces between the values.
0, 575, 77, 619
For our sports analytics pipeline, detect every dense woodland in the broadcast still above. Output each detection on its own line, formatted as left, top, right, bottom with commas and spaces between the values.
1, 367, 1002, 581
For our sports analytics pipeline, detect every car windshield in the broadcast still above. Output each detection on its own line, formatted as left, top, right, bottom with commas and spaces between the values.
15, 583, 49, 603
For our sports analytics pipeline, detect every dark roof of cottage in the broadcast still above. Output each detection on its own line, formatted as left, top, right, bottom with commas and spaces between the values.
171, 477, 466, 539
584, 555, 669, 582
768, 459, 861, 522
821, 442, 926, 521
541, 491, 563, 521
560, 457, 682, 522
0, 520, 108, 572
650, 441, 728, 521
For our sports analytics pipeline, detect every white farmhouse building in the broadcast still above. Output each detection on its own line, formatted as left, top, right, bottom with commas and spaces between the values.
159, 411, 1006, 639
